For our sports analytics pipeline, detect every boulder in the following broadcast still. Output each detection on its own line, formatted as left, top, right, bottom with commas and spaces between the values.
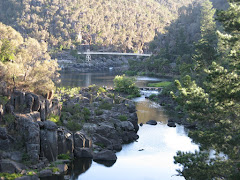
129, 112, 139, 131
15, 175, 39, 180
120, 121, 134, 131
167, 121, 176, 127
39, 169, 53, 177
15, 114, 40, 164
0, 159, 28, 173
25, 94, 34, 113
57, 128, 74, 156
146, 120, 157, 125
0, 127, 8, 140
92, 133, 112, 149
43, 120, 58, 130
93, 150, 117, 161
40, 125, 58, 162
56, 163, 68, 174
74, 131, 92, 148
10, 151, 23, 162
74, 147, 93, 158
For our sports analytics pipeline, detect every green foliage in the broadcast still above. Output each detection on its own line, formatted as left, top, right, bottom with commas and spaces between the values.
3, 114, 15, 124
83, 107, 90, 121
48, 114, 62, 125
66, 121, 82, 132
95, 109, 103, 116
0, 23, 59, 94
0, 39, 16, 62
26, 170, 37, 176
149, 94, 157, 101
118, 115, 127, 121
99, 102, 112, 110
172, 2, 240, 176
0, 95, 8, 105
174, 151, 234, 180
47, 166, 60, 173
124, 70, 138, 76
192, 0, 218, 73
58, 153, 71, 160
114, 74, 140, 98
147, 81, 172, 87
97, 87, 106, 94
55, 87, 81, 100
0, 173, 22, 180
0, 0, 194, 52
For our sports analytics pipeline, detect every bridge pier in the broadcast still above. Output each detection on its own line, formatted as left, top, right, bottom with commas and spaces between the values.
86, 49, 91, 61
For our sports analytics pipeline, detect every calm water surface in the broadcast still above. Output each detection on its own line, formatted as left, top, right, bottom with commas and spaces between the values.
57, 71, 199, 180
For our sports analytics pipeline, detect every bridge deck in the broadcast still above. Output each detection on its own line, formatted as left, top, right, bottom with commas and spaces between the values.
78, 51, 152, 56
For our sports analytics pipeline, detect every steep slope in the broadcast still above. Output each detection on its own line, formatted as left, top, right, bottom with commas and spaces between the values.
0, 0, 194, 52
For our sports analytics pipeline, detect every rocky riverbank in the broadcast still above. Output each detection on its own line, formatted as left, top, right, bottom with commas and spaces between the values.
56, 50, 130, 72
0, 86, 139, 179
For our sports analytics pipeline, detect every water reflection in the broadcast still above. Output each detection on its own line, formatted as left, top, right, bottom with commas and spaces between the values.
69, 158, 92, 179
59, 71, 121, 87
134, 95, 168, 124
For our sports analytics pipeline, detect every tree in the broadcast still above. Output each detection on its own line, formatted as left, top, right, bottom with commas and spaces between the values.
193, 0, 218, 72
173, 0, 240, 179
0, 23, 59, 94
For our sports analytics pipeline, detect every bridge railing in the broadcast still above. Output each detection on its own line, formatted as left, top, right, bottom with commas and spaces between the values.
77, 49, 152, 61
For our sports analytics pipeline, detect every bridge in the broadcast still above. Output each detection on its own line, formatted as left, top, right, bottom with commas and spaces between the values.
78, 49, 152, 61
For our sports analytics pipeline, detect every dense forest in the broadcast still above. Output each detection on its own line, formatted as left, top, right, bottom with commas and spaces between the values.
0, 0, 196, 53
164, 0, 240, 179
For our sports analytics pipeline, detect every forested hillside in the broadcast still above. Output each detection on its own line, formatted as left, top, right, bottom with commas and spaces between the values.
126, 0, 229, 76
0, 0, 195, 53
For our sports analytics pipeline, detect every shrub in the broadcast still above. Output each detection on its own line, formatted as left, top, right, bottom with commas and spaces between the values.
95, 109, 103, 116
149, 94, 157, 100
3, 114, 15, 124
0, 173, 22, 180
97, 87, 106, 94
99, 102, 112, 110
113, 74, 140, 97
66, 121, 82, 131
48, 114, 62, 126
0, 95, 8, 105
118, 115, 128, 121
58, 153, 71, 160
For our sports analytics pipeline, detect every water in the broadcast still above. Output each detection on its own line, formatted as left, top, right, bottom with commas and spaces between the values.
58, 71, 121, 88
56, 71, 198, 180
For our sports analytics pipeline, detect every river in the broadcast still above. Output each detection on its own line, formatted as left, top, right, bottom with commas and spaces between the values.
56, 71, 199, 180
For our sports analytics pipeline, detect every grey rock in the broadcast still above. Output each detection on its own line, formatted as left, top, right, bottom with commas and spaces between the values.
40, 128, 58, 162
92, 133, 112, 148
120, 121, 134, 131
0, 159, 28, 173
56, 163, 68, 174
74, 131, 92, 148
0, 127, 8, 140
146, 120, 157, 125
167, 121, 176, 127
15, 175, 39, 180
74, 147, 93, 158
43, 120, 58, 130
10, 151, 23, 162
39, 169, 53, 177
58, 128, 74, 156
93, 150, 117, 161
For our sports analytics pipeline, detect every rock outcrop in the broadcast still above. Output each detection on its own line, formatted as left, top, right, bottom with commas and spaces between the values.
0, 86, 139, 178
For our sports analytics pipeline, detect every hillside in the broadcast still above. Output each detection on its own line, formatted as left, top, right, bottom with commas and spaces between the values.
0, 0, 195, 53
